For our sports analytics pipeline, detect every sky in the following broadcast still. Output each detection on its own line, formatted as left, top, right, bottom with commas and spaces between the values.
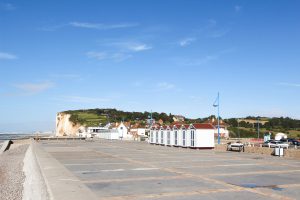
1, 0, 300, 132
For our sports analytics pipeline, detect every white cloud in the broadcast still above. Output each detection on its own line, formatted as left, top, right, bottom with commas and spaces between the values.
156, 82, 175, 91
69, 22, 138, 30
179, 38, 196, 47
101, 41, 152, 52
86, 51, 108, 60
110, 53, 132, 61
278, 82, 300, 87
14, 81, 54, 94
0, 52, 17, 60
1, 3, 15, 11
60, 96, 110, 103
86, 51, 132, 62
127, 43, 152, 52
235, 5, 242, 12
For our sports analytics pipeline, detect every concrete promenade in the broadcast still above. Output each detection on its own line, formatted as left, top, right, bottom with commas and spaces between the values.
35, 139, 300, 200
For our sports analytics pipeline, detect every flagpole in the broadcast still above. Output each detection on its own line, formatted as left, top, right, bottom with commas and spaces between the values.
217, 92, 220, 144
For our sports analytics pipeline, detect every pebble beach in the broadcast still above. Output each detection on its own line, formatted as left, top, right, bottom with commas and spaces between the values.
0, 140, 29, 200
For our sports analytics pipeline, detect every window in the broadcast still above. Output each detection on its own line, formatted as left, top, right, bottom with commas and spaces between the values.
167, 131, 170, 145
156, 131, 159, 143
175, 131, 178, 145
161, 131, 164, 143
191, 130, 195, 147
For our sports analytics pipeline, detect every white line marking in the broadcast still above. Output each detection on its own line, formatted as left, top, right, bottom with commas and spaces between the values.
131, 168, 159, 171
64, 162, 129, 166
216, 164, 258, 167
101, 169, 125, 172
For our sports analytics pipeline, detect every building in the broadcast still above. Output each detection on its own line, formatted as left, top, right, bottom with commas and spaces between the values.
158, 119, 164, 125
149, 123, 215, 149
205, 118, 229, 138
130, 124, 149, 141
173, 115, 185, 122
84, 122, 133, 140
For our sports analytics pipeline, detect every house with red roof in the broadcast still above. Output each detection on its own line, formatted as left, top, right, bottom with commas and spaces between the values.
204, 118, 229, 138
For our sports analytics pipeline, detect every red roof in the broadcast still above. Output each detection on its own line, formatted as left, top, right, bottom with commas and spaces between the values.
172, 124, 181, 129
191, 123, 214, 129
182, 124, 189, 129
171, 122, 183, 126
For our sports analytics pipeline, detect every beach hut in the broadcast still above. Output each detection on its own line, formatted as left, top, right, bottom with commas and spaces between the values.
158, 126, 165, 145
149, 127, 155, 144
172, 124, 181, 146
155, 126, 160, 144
181, 124, 190, 147
164, 125, 172, 146
188, 123, 215, 149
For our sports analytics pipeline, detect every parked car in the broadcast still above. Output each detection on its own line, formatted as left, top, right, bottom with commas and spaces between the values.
227, 141, 244, 152
286, 138, 300, 146
292, 140, 300, 146
262, 140, 289, 148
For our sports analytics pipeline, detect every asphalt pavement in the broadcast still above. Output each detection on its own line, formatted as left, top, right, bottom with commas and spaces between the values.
36, 139, 300, 200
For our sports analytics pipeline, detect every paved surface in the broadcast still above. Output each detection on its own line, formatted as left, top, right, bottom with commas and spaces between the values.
38, 140, 300, 200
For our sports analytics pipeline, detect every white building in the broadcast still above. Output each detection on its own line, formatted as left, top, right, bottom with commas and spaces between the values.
85, 122, 133, 140
130, 127, 147, 136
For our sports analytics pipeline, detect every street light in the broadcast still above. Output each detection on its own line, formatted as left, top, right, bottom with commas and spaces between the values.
213, 92, 220, 144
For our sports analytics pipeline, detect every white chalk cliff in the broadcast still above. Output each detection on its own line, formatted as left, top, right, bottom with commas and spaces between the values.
56, 113, 85, 136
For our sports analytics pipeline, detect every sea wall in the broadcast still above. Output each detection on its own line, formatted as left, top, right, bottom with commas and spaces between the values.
23, 142, 49, 200
55, 113, 84, 136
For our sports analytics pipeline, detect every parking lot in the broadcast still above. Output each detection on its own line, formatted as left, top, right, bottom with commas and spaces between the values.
39, 139, 300, 200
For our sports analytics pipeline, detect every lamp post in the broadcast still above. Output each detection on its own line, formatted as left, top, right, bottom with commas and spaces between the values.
213, 92, 220, 144
257, 118, 260, 139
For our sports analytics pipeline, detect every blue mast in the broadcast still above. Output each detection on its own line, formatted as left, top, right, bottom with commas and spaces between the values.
217, 92, 220, 144
213, 92, 220, 144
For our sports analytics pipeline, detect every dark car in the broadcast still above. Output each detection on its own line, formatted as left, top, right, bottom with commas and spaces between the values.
292, 140, 300, 146
287, 138, 300, 146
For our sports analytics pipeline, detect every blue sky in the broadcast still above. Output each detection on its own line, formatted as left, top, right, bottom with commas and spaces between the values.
1, 0, 300, 132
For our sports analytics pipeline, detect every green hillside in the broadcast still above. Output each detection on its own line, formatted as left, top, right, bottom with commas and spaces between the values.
62, 108, 175, 127
62, 108, 300, 139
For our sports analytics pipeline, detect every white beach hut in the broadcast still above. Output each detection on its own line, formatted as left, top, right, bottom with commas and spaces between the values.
149, 127, 155, 144
164, 125, 172, 146
181, 124, 190, 148
158, 126, 165, 145
172, 124, 181, 146
188, 123, 215, 149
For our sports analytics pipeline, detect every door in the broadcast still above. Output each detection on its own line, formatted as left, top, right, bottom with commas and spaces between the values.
183, 131, 186, 146
191, 130, 195, 147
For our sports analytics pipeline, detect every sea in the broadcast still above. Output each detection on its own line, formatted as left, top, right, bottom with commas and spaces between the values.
0, 132, 52, 148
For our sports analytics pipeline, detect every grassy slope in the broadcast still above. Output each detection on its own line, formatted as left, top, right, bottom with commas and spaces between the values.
77, 112, 107, 126
64, 111, 107, 127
